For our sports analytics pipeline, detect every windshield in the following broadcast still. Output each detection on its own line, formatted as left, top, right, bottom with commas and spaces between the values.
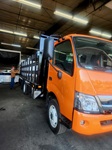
73, 37, 112, 72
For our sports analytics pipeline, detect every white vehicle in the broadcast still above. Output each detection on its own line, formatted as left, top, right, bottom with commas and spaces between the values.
0, 49, 21, 83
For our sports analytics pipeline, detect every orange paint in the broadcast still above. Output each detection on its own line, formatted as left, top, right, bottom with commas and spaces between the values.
72, 110, 112, 135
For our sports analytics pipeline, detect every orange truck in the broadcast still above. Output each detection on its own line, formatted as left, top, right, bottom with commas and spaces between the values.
20, 34, 112, 135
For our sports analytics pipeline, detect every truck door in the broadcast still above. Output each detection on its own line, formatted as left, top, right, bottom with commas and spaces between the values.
48, 38, 75, 121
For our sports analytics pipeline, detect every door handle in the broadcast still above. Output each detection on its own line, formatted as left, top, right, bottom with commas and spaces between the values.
49, 76, 52, 80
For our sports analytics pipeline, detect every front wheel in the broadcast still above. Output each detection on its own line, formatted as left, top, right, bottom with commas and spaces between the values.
48, 98, 66, 134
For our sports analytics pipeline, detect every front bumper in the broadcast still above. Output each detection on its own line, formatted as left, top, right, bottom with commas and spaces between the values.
72, 110, 112, 135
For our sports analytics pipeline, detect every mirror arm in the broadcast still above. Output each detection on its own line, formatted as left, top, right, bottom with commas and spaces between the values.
48, 60, 58, 73
48, 60, 62, 79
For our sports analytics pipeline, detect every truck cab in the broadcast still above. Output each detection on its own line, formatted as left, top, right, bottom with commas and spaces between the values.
46, 34, 112, 135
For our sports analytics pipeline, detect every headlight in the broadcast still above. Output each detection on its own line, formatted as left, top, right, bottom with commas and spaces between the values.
75, 92, 99, 113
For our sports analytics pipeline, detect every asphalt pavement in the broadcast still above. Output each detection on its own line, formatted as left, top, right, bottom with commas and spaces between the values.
0, 84, 112, 150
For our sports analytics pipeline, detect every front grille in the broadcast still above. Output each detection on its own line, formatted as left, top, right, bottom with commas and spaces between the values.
98, 95, 112, 114
100, 120, 112, 126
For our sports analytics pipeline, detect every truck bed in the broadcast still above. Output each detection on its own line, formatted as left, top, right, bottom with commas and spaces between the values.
20, 53, 39, 86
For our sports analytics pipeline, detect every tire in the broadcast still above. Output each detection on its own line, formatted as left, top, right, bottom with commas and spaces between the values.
48, 98, 66, 134
21, 80, 24, 90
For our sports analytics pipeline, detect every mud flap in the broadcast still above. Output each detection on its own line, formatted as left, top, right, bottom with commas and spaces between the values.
33, 90, 41, 99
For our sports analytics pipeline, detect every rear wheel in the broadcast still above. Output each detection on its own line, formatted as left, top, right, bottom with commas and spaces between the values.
48, 98, 66, 134
21, 79, 24, 90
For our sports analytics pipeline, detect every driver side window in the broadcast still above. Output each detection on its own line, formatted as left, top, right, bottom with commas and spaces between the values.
53, 40, 74, 75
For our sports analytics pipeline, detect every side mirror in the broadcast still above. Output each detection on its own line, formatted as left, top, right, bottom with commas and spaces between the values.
57, 71, 62, 79
44, 37, 54, 60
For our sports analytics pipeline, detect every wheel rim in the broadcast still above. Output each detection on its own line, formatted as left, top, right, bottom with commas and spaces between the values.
31, 87, 34, 97
23, 84, 25, 93
49, 105, 58, 128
